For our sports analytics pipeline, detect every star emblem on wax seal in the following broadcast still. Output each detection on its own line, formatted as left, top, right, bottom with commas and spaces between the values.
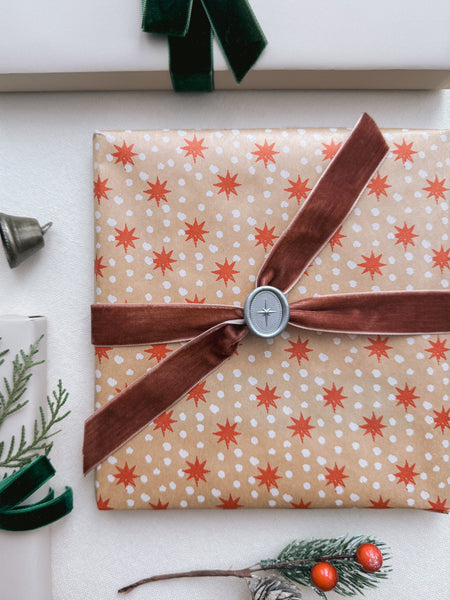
244, 286, 290, 338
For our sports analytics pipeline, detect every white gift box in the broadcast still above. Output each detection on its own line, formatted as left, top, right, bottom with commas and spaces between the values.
0, 316, 51, 600
0, 0, 449, 92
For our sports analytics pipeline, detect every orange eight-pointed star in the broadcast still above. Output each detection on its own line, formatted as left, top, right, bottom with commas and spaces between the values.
360, 412, 386, 441
322, 139, 342, 161
425, 336, 449, 364
94, 255, 107, 278
186, 381, 210, 406
213, 419, 241, 449
145, 343, 172, 363
431, 245, 450, 274
358, 251, 386, 279
183, 457, 210, 486
395, 383, 419, 412
214, 170, 241, 200
212, 258, 239, 286
111, 141, 138, 167
96, 496, 112, 510
433, 406, 450, 434
185, 294, 206, 304
255, 463, 282, 491
364, 336, 393, 362
392, 139, 417, 164
149, 499, 169, 510
217, 494, 243, 509
184, 218, 209, 246
291, 499, 311, 509
285, 337, 313, 365
95, 347, 112, 363
254, 223, 279, 252
252, 139, 279, 168
394, 222, 418, 251
325, 463, 349, 489
423, 176, 449, 203
152, 246, 176, 276
113, 462, 139, 488
114, 224, 139, 253
427, 496, 449, 513
329, 226, 346, 252
287, 413, 315, 443
394, 460, 419, 487
144, 177, 171, 207
181, 135, 208, 162
255, 383, 280, 412
367, 173, 391, 201
94, 175, 112, 204
369, 496, 391, 509
153, 410, 177, 436
322, 383, 347, 412
284, 176, 312, 204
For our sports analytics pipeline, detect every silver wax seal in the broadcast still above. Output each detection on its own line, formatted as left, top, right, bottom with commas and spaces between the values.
244, 286, 290, 338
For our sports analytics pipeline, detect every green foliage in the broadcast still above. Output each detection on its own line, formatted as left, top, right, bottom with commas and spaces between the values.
0, 335, 44, 427
0, 337, 70, 473
261, 536, 391, 598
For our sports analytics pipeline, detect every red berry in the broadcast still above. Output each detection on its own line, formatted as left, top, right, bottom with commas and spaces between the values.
310, 562, 338, 591
356, 543, 383, 572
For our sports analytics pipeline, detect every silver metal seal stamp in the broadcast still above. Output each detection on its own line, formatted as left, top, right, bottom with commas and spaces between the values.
243, 286, 290, 338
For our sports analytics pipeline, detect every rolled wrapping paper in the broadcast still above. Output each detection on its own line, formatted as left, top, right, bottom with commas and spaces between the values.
0, 316, 50, 600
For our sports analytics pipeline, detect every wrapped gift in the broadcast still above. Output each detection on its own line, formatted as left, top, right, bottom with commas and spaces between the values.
1, 1, 450, 91
0, 316, 51, 600
84, 115, 449, 510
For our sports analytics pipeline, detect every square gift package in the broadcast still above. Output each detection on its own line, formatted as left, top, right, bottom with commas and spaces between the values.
1, 0, 450, 91
89, 118, 449, 511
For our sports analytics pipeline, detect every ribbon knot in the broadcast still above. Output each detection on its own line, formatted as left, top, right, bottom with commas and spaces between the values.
142, 0, 267, 91
83, 114, 450, 474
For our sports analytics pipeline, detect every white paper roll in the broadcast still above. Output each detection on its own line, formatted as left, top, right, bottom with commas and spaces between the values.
0, 315, 51, 600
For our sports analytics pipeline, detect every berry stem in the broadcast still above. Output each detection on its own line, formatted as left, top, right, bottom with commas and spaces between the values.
118, 554, 355, 594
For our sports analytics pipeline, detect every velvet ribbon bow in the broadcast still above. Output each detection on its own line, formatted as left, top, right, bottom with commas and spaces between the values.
141, 0, 267, 91
83, 114, 450, 474
0, 456, 73, 531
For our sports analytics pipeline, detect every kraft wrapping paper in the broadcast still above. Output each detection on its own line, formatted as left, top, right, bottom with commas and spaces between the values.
91, 126, 449, 510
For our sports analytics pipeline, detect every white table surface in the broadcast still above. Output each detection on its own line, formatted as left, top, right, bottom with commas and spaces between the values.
0, 90, 449, 600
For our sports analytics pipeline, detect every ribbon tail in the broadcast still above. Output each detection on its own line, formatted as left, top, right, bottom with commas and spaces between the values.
289, 290, 450, 334
83, 321, 248, 473
92, 303, 244, 345
0, 456, 73, 531
142, 0, 192, 36
169, 0, 214, 91
201, 0, 267, 83
257, 113, 389, 294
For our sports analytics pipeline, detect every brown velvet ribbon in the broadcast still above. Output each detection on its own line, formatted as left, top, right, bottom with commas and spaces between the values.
83, 114, 450, 474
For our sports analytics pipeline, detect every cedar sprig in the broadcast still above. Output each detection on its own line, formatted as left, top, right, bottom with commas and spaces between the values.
0, 336, 70, 473
0, 335, 44, 427
272, 535, 391, 598
0, 380, 70, 472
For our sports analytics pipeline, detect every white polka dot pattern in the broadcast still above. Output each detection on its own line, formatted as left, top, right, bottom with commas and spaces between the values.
92, 127, 449, 512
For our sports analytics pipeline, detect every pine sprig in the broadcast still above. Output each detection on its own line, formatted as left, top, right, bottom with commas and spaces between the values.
118, 536, 391, 596
0, 335, 44, 427
0, 380, 70, 472
271, 536, 391, 598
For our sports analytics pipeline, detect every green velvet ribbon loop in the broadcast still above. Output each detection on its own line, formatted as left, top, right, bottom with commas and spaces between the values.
0, 455, 73, 531
142, 0, 267, 91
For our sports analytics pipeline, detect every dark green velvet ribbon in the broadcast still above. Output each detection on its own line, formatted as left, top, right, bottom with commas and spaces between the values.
142, 0, 267, 91
0, 455, 73, 531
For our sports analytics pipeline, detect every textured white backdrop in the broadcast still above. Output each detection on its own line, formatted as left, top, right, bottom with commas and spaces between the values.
0, 90, 449, 600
